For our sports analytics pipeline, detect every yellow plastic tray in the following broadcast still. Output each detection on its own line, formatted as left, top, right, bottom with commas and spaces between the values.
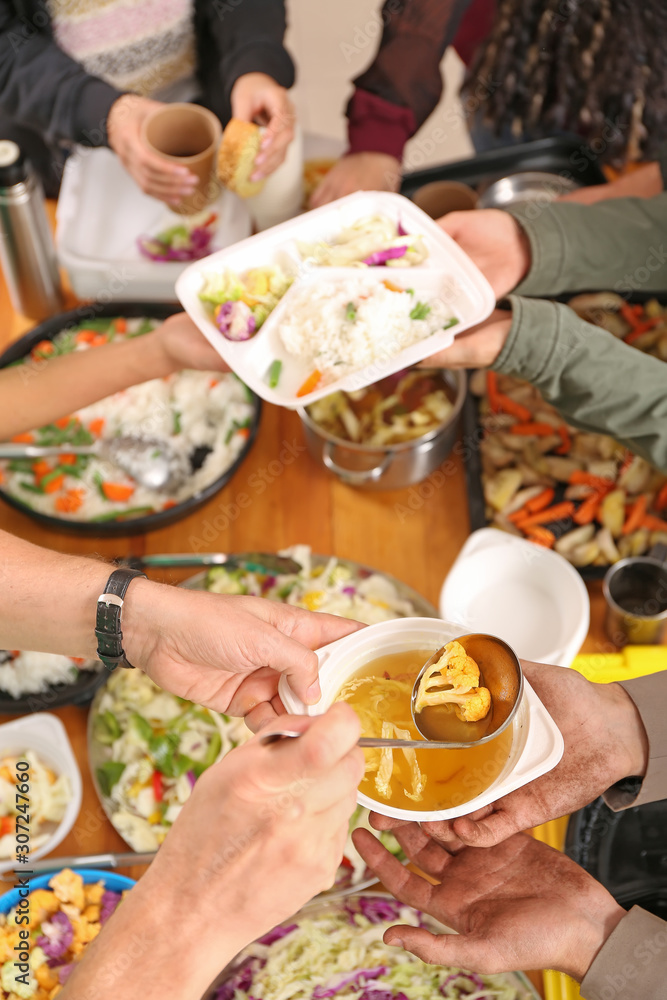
537, 648, 666, 1000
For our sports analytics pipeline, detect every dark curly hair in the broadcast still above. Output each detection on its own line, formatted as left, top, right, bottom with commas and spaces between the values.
463, 0, 667, 167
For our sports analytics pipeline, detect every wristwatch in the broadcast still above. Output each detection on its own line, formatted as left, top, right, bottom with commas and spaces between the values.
95, 567, 147, 671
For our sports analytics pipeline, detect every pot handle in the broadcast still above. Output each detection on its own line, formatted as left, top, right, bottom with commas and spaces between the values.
322, 441, 392, 485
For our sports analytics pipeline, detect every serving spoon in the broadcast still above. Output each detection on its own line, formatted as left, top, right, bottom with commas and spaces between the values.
263, 634, 523, 751
0, 436, 191, 493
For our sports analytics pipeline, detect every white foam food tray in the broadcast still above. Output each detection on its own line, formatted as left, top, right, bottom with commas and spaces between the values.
279, 617, 564, 822
176, 191, 495, 408
56, 147, 252, 302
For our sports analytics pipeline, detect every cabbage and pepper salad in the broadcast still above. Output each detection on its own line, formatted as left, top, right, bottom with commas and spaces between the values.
211, 895, 530, 1000
204, 545, 420, 624
0, 868, 127, 997
296, 215, 429, 269
90, 670, 251, 852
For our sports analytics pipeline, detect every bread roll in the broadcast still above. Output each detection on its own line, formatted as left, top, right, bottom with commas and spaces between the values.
217, 119, 265, 198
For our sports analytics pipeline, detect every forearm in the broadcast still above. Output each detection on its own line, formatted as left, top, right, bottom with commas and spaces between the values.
0, 12, 120, 145
61, 866, 240, 1000
0, 330, 175, 439
494, 296, 667, 471
510, 193, 667, 297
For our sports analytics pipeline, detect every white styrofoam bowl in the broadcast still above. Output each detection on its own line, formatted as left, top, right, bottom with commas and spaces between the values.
176, 191, 495, 408
279, 617, 563, 822
0, 713, 82, 873
440, 529, 590, 666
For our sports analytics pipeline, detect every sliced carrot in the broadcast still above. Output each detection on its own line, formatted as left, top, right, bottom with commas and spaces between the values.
43, 473, 65, 494
91, 333, 108, 347
655, 482, 667, 512
507, 487, 555, 524
382, 279, 403, 293
114, 318, 127, 334
525, 526, 556, 548
59, 454, 77, 465
486, 371, 500, 413
55, 488, 85, 513
573, 488, 610, 525
162, 500, 178, 511
11, 432, 34, 444
509, 422, 558, 436
101, 482, 135, 502
71, 656, 85, 665
296, 370, 323, 398
494, 392, 532, 423
236, 427, 251, 440
555, 426, 571, 455
568, 470, 614, 489
0, 469, 4, 486
89, 418, 105, 436
76, 330, 98, 344
0, 816, 13, 837
625, 319, 659, 344
209, 378, 219, 389
622, 494, 648, 535
515, 501, 575, 529
31, 460, 52, 478
54, 416, 74, 430
31, 340, 54, 358
640, 514, 667, 533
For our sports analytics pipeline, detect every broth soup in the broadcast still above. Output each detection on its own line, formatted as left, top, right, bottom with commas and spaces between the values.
335, 649, 514, 812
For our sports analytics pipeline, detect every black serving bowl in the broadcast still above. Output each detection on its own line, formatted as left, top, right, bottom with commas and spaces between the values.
0, 301, 261, 537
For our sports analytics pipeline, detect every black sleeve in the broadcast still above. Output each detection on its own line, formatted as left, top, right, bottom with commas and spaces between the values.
0, 0, 122, 146
195, 0, 295, 124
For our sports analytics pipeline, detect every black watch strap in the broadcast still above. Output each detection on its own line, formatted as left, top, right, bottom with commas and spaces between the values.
95, 568, 147, 671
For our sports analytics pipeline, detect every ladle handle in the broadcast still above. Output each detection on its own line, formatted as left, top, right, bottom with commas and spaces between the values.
258, 730, 460, 749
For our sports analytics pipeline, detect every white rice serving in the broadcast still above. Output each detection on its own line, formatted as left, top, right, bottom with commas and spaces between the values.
0, 651, 99, 699
279, 277, 456, 383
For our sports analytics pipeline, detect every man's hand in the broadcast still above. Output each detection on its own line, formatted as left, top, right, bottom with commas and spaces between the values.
371, 662, 649, 849
152, 312, 231, 374
66, 705, 364, 1000
419, 308, 513, 369
439, 210, 532, 299
107, 94, 198, 206
122, 580, 364, 726
354, 825, 625, 982
310, 152, 401, 208
230, 73, 295, 181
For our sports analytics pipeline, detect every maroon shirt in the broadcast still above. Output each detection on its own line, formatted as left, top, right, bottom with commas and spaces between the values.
347, 0, 494, 159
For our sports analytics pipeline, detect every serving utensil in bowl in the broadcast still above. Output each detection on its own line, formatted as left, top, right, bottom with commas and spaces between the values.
0, 435, 191, 492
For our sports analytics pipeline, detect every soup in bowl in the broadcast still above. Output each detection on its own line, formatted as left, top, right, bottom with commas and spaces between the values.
278, 618, 564, 822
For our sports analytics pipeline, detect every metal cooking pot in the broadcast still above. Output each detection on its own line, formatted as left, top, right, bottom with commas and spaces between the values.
297, 370, 466, 491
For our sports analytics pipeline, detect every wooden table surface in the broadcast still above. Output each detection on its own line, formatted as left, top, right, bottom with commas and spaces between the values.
0, 204, 619, 997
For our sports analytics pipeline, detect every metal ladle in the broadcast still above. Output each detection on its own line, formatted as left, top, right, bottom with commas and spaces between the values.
261, 633, 523, 751
0, 437, 191, 493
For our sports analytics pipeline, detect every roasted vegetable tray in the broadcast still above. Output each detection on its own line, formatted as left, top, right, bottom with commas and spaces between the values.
462, 293, 667, 580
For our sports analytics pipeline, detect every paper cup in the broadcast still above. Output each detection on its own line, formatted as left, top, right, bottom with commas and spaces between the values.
141, 102, 222, 215
412, 181, 478, 219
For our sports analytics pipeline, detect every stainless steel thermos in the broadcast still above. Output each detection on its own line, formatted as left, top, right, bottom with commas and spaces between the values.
0, 140, 63, 320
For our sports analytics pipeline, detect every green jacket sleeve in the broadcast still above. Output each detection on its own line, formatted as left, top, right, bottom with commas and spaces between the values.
509, 194, 667, 298
492, 295, 667, 472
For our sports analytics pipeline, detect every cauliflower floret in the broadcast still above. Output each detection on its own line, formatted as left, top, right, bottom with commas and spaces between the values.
414, 641, 491, 723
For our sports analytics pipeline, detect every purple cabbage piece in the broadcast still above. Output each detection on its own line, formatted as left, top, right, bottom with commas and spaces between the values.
360, 991, 409, 1000
441, 972, 486, 997
260, 576, 276, 594
215, 300, 256, 341
57, 963, 76, 985
341, 586, 356, 596
312, 966, 388, 998
257, 922, 297, 946
359, 896, 404, 924
36, 910, 73, 959
137, 226, 214, 263
214, 957, 264, 1000
100, 889, 122, 924
397, 221, 409, 237
186, 769, 197, 790
361, 246, 408, 266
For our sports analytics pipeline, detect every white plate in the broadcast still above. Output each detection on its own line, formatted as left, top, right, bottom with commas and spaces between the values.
176, 191, 495, 407
0, 714, 82, 873
440, 528, 590, 666
56, 147, 252, 302
279, 617, 564, 822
